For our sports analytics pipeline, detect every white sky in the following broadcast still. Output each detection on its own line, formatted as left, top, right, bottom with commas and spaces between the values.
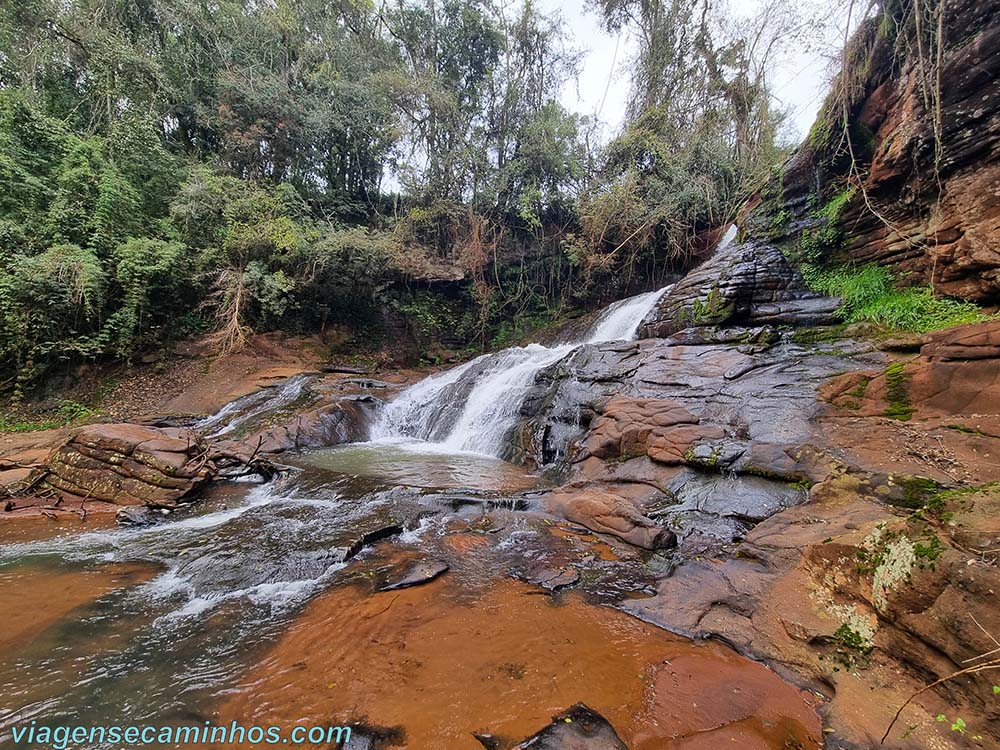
540, 0, 855, 144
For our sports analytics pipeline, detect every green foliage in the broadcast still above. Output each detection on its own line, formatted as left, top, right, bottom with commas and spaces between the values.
490, 307, 560, 350
0, 400, 94, 433
834, 623, 873, 654
883, 361, 914, 421
802, 264, 990, 333
0, 0, 984, 395
788, 187, 856, 266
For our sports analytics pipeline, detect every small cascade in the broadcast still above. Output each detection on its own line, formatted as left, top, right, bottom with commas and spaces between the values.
196, 373, 311, 439
715, 224, 738, 255
373, 283, 671, 457
585, 287, 669, 344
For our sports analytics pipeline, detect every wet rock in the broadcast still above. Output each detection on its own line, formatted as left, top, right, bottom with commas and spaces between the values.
322, 364, 369, 374
472, 732, 502, 750
380, 560, 449, 591
520, 565, 580, 591
515, 333, 879, 470
544, 486, 676, 551
198, 373, 381, 454
344, 524, 405, 560
115, 506, 161, 527
665, 325, 779, 347
640, 239, 839, 338
657, 471, 807, 546
513, 704, 627, 749
573, 398, 726, 466
35, 424, 213, 507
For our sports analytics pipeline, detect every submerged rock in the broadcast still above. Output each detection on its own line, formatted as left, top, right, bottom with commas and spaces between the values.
514, 704, 627, 749
380, 559, 449, 591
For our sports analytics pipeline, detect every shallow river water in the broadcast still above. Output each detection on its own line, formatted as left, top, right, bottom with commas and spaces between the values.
0, 442, 822, 750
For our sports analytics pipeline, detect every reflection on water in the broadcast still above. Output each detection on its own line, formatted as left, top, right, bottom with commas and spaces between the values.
287, 441, 542, 493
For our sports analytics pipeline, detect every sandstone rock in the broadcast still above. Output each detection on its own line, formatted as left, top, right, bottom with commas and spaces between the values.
574, 397, 725, 466
821, 320, 1000, 419
544, 486, 676, 550
37, 424, 213, 507
640, 239, 839, 338
751, 0, 1000, 301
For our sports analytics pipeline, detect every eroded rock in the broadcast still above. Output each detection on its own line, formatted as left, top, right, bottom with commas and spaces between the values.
639, 239, 839, 338
36, 424, 213, 507
544, 485, 676, 550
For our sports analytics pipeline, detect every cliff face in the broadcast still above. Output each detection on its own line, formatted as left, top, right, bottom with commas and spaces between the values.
756, 0, 1000, 302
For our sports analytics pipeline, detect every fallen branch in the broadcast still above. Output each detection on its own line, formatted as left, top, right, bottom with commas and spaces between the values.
881, 659, 1000, 743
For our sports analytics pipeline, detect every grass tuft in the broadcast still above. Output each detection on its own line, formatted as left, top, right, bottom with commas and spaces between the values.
802, 264, 990, 333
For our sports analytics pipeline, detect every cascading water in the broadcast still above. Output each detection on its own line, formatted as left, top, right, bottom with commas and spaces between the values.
196, 373, 311, 439
373, 225, 738, 458
371, 284, 672, 457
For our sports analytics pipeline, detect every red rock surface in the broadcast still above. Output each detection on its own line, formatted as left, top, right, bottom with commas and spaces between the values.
36, 423, 213, 507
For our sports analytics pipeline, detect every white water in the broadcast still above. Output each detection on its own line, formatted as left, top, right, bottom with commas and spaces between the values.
585, 287, 668, 343
196, 373, 310, 438
372, 283, 671, 457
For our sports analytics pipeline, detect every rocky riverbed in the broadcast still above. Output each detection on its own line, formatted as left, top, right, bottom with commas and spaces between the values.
2, 242, 999, 750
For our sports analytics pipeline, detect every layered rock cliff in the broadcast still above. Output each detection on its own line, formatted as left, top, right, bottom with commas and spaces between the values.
751, 0, 1000, 302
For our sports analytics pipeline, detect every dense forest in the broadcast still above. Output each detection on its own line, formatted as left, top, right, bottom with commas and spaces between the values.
0, 0, 792, 393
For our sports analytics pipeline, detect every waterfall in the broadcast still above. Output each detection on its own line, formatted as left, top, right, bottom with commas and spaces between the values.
585, 287, 668, 343
372, 284, 671, 457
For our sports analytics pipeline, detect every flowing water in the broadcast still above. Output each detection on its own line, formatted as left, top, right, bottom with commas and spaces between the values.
0, 236, 822, 749
371, 283, 671, 456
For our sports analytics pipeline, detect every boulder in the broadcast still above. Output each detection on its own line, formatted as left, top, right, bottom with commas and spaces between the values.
640, 239, 839, 338
513, 704, 627, 750
544, 486, 676, 550
37, 424, 213, 507
380, 560, 449, 591
575, 397, 728, 466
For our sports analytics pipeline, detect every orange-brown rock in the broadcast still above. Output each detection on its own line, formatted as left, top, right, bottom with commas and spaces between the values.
754, 0, 1000, 301
36, 424, 214, 507
543, 484, 676, 550
575, 398, 725, 465
821, 320, 1000, 419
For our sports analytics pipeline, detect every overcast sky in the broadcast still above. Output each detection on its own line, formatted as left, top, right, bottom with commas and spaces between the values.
538, 0, 855, 144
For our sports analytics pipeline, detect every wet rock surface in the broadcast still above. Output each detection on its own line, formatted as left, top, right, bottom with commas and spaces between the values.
34, 423, 214, 507
639, 239, 839, 338
543, 485, 677, 550
513, 704, 627, 749
2, 305, 999, 750
380, 559, 449, 591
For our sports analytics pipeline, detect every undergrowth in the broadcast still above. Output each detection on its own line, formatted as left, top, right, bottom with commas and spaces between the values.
0, 400, 94, 433
801, 264, 990, 333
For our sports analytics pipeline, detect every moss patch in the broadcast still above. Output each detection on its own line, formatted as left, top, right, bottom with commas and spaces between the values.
883, 361, 913, 421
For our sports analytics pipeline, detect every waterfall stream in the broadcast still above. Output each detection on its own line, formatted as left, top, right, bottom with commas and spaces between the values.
370, 284, 671, 457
